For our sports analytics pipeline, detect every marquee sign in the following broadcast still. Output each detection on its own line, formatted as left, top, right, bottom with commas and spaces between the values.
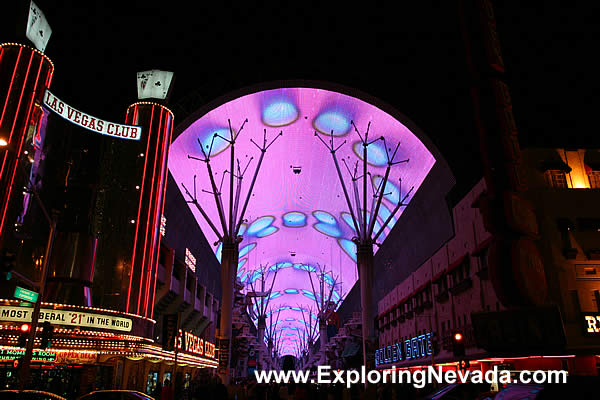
43, 90, 142, 140
0, 305, 132, 332
174, 329, 216, 359
375, 332, 433, 367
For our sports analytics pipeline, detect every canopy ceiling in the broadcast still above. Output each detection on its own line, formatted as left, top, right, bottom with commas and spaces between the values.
169, 87, 436, 356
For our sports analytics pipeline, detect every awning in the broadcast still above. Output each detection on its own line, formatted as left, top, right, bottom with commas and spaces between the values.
341, 342, 361, 358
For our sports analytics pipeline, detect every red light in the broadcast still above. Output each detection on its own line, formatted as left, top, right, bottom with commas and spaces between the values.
454, 332, 463, 341
20, 323, 30, 332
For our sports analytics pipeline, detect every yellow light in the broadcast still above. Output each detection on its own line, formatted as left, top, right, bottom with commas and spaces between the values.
0, 138, 7, 146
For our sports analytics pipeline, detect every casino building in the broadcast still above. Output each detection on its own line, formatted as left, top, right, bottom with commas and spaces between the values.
374, 148, 600, 376
0, 41, 219, 396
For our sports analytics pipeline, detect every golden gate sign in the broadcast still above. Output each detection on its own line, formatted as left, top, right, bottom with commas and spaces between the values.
584, 314, 600, 334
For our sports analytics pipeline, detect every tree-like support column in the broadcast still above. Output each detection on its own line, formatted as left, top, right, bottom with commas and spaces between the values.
182, 122, 282, 384
217, 240, 238, 381
315, 123, 412, 374
357, 243, 374, 366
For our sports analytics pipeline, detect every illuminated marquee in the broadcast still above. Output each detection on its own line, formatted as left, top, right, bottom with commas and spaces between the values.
174, 329, 216, 359
0, 305, 132, 332
375, 332, 434, 366
43, 90, 141, 140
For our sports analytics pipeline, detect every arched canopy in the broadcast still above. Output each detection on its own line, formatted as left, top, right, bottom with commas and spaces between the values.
169, 83, 439, 356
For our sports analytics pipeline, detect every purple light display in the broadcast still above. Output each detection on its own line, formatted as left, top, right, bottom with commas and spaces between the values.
169, 87, 436, 355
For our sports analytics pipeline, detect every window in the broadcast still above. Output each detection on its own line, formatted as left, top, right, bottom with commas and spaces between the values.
545, 170, 568, 188
589, 171, 600, 188
435, 275, 448, 294
451, 258, 470, 286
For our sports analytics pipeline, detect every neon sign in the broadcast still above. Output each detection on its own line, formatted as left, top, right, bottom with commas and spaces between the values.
0, 305, 132, 332
375, 332, 433, 366
174, 329, 216, 359
43, 90, 142, 140
584, 314, 600, 334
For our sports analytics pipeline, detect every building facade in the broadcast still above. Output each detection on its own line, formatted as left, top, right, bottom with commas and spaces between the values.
375, 148, 600, 376
0, 42, 221, 397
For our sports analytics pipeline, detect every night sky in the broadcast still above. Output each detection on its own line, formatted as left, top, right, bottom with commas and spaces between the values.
2, 1, 599, 191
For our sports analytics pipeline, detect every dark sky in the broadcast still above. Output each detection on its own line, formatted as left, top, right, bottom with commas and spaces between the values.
3, 1, 599, 190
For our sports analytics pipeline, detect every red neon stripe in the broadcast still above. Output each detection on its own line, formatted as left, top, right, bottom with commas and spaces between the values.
148, 109, 170, 317
143, 108, 164, 316
149, 112, 173, 319
127, 104, 152, 313
146, 110, 169, 317
0, 47, 24, 184
131, 105, 154, 315
133, 105, 139, 125
13, 55, 43, 167
138, 105, 157, 315
6, 52, 34, 146
141, 106, 162, 316
0, 50, 35, 238
126, 105, 144, 312
0, 47, 23, 128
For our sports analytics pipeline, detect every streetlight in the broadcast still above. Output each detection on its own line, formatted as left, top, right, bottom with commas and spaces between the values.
18, 179, 57, 390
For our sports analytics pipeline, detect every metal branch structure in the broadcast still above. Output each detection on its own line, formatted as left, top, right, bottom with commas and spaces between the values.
315, 122, 413, 369
298, 305, 319, 366
264, 306, 282, 362
181, 119, 282, 383
299, 305, 319, 351
247, 264, 280, 358
306, 265, 341, 360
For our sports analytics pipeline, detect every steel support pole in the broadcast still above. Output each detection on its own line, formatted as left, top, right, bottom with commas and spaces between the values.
319, 319, 328, 350
357, 243, 374, 371
217, 241, 237, 384
257, 316, 266, 347
18, 218, 56, 390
